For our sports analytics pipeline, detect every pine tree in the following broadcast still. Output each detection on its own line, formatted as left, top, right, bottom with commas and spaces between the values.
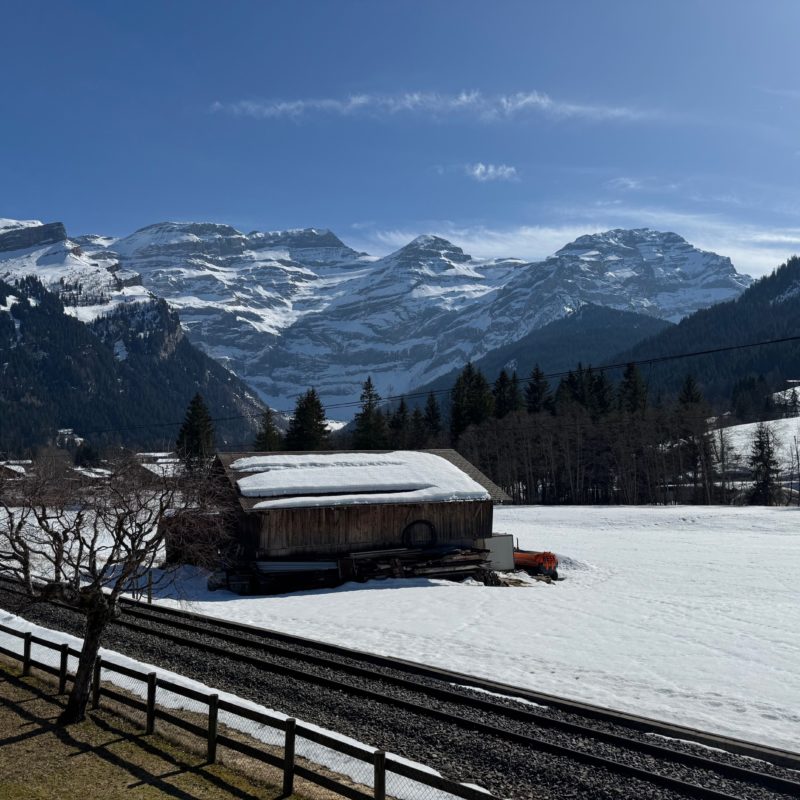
493, 369, 521, 418
175, 393, 215, 469
509, 371, 523, 414
388, 397, 410, 448
748, 422, 783, 505
525, 365, 551, 414
409, 407, 428, 448
678, 374, 703, 406
253, 406, 283, 451
352, 377, 387, 449
423, 392, 442, 436
618, 363, 647, 415
450, 363, 494, 441
284, 388, 329, 451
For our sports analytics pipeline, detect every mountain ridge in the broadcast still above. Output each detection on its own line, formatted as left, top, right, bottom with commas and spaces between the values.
0, 217, 753, 414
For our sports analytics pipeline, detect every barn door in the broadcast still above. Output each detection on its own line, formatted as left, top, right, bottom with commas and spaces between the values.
402, 519, 436, 549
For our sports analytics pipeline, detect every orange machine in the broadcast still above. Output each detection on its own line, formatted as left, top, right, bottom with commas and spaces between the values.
513, 549, 559, 579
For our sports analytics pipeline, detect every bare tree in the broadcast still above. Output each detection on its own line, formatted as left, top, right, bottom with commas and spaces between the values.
0, 452, 230, 724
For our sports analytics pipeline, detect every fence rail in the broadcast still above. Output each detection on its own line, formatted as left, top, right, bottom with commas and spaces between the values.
0, 620, 493, 800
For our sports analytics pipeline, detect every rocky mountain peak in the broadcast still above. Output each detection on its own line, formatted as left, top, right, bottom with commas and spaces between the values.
0, 221, 67, 253
391, 234, 471, 265
249, 227, 350, 251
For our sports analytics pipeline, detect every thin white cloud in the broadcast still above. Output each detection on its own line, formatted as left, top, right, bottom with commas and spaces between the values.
348, 209, 800, 278
350, 223, 600, 262
607, 176, 643, 191
210, 90, 662, 124
464, 163, 519, 182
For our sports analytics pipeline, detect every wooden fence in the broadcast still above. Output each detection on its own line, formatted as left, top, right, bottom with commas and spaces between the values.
0, 621, 493, 800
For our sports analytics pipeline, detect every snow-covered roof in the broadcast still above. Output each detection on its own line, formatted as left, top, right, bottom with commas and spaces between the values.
228, 451, 491, 509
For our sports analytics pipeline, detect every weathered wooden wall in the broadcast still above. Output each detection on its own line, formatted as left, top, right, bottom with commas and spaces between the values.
252, 499, 493, 559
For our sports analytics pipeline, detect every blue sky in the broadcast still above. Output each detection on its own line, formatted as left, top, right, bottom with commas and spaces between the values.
2, 0, 800, 275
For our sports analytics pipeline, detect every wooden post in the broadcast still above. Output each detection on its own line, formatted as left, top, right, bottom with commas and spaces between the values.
373, 750, 386, 800
147, 571, 153, 605
206, 694, 219, 763
22, 632, 32, 676
92, 656, 102, 709
146, 672, 157, 735
282, 718, 296, 797
58, 643, 69, 694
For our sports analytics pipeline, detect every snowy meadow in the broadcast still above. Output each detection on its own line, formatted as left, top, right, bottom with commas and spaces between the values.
150, 506, 800, 752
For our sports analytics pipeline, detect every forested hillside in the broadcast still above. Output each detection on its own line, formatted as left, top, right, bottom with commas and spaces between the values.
0, 278, 261, 454
613, 256, 800, 407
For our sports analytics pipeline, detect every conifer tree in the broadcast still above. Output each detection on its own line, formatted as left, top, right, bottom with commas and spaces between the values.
409, 407, 428, 449
618, 363, 647, 415
678, 374, 703, 406
253, 406, 283, 451
450, 362, 494, 441
389, 397, 410, 448
175, 393, 215, 468
493, 369, 517, 419
352, 377, 387, 448
748, 422, 783, 505
525, 365, 551, 414
284, 388, 329, 451
424, 391, 442, 436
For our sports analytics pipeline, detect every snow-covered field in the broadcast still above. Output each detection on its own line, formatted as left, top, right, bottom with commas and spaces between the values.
152, 506, 800, 752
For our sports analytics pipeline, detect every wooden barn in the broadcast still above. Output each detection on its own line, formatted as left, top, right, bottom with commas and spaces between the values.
209, 449, 511, 593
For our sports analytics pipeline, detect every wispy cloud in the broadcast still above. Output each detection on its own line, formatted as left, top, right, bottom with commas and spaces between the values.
760, 87, 800, 101
607, 176, 644, 191
348, 208, 800, 278
210, 90, 662, 124
464, 163, 519, 182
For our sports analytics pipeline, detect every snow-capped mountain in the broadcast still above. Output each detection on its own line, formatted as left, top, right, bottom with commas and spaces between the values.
0, 218, 152, 321
1, 218, 752, 412
0, 220, 263, 449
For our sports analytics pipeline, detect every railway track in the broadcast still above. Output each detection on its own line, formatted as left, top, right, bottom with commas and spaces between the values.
2, 582, 799, 800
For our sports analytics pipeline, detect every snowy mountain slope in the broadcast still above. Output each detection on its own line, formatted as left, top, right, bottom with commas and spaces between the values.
1, 218, 753, 412
220, 228, 749, 408
0, 220, 152, 321
0, 220, 264, 450
104, 222, 374, 376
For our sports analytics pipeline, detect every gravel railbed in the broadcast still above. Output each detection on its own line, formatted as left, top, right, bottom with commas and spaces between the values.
123, 603, 800, 788
1, 591, 796, 800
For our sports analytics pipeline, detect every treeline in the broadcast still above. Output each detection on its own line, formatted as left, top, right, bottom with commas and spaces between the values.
248, 360, 795, 506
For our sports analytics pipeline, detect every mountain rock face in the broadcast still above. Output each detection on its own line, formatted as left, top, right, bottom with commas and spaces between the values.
0, 221, 68, 253
104, 224, 747, 409
0, 219, 152, 321
1, 219, 753, 414
0, 221, 263, 450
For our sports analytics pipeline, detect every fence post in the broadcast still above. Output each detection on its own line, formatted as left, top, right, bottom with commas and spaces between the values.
147, 571, 153, 605
207, 693, 219, 764
22, 632, 32, 676
283, 718, 296, 797
58, 643, 69, 694
374, 750, 386, 800
92, 656, 102, 709
146, 672, 157, 735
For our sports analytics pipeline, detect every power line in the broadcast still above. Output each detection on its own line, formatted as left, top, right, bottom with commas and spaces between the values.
70, 331, 800, 437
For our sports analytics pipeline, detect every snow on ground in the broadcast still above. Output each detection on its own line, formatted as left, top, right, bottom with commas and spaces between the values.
721, 416, 800, 475
149, 505, 800, 752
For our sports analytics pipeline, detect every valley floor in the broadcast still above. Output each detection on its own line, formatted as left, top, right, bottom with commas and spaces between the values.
154, 505, 800, 753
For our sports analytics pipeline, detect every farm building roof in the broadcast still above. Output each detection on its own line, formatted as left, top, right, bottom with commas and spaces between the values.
216, 449, 510, 511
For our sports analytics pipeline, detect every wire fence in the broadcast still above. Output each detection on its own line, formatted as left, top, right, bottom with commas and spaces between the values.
0, 620, 494, 800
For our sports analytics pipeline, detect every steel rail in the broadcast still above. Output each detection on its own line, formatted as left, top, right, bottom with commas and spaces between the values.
2, 582, 798, 800
112, 605, 800, 799
117, 595, 800, 769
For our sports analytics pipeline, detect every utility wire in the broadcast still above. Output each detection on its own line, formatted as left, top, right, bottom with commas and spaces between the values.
69, 331, 800, 437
